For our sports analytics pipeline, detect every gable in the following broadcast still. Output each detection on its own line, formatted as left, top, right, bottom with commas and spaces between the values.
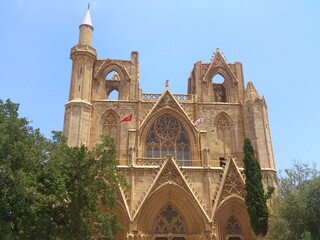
212, 158, 245, 217
140, 90, 190, 128
132, 157, 210, 223
138, 90, 199, 154
203, 49, 238, 85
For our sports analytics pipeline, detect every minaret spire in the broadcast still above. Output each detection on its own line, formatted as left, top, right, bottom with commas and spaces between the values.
78, 5, 94, 46
81, 5, 92, 27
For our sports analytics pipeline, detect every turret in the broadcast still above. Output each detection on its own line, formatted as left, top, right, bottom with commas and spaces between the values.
243, 82, 275, 170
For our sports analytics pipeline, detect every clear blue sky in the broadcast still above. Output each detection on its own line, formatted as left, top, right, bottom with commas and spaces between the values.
1, 0, 319, 172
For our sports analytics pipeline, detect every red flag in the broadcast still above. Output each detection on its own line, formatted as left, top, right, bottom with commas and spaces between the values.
121, 114, 133, 123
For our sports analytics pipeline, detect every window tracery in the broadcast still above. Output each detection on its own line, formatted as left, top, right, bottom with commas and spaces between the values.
146, 114, 190, 165
222, 170, 244, 199
103, 111, 117, 130
226, 215, 241, 234
217, 115, 230, 131
154, 204, 186, 234
216, 114, 232, 157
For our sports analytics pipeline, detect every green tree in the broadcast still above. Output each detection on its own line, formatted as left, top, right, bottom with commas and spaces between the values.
0, 99, 127, 239
266, 162, 320, 240
0, 99, 49, 238
47, 134, 128, 239
243, 138, 269, 237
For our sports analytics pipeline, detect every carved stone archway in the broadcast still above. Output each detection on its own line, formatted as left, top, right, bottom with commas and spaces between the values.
135, 183, 207, 237
214, 196, 254, 240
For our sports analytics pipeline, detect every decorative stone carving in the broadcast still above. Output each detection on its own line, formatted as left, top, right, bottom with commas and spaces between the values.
157, 160, 183, 186
226, 215, 241, 234
154, 204, 186, 234
221, 162, 244, 199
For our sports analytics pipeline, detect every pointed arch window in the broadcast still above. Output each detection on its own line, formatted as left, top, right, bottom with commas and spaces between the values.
105, 70, 120, 100
103, 111, 117, 130
102, 111, 119, 145
146, 114, 190, 166
212, 74, 226, 102
216, 114, 232, 157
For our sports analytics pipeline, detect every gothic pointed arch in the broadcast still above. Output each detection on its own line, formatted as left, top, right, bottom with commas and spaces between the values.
93, 61, 133, 101
100, 109, 120, 156
114, 200, 130, 240
105, 71, 120, 99
202, 51, 239, 103
145, 114, 190, 166
94, 61, 131, 82
139, 108, 199, 166
214, 112, 235, 158
214, 195, 254, 240
101, 109, 119, 131
135, 182, 207, 235
212, 73, 227, 102
203, 51, 238, 86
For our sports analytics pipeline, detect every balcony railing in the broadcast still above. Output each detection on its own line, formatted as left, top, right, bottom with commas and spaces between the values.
141, 93, 194, 103
135, 158, 203, 167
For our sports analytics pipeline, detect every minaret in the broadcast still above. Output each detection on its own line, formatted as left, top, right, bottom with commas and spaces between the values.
63, 6, 97, 147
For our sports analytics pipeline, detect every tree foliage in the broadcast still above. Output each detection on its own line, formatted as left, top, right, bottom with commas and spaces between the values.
243, 137, 269, 236
266, 162, 320, 240
0, 99, 127, 239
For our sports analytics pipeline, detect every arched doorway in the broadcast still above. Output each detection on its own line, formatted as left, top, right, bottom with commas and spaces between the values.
215, 195, 252, 239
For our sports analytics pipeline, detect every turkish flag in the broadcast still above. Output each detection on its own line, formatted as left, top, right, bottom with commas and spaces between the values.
121, 114, 133, 123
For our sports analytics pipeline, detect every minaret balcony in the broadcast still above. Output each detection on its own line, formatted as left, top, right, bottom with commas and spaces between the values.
70, 45, 97, 57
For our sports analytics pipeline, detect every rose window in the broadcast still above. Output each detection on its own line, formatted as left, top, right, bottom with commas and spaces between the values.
146, 114, 190, 165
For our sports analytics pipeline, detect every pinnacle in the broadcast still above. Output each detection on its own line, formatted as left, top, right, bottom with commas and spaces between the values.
245, 81, 260, 101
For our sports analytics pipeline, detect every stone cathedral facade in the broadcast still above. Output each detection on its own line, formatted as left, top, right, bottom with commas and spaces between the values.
63, 9, 276, 240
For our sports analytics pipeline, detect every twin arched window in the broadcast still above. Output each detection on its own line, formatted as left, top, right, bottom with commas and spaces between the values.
105, 70, 120, 100
146, 114, 190, 166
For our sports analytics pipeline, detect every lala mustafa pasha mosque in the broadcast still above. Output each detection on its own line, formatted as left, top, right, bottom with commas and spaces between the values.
63, 7, 277, 240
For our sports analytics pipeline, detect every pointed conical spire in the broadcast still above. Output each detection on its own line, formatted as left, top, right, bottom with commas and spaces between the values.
245, 81, 260, 101
78, 4, 94, 46
81, 4, 92, 27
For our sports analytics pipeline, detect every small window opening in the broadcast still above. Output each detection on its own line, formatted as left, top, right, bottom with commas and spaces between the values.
212, 74, 226, 102
108, 89, 119, 100
106, 70, 120, 100
219, 157, 226, 167
105, 71, 120, 80
212, 74, 225, 84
